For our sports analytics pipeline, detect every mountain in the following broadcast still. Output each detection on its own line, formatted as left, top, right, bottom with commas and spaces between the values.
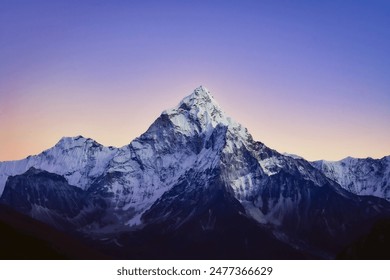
1, 86, 390, 259
312, 156, 390, 201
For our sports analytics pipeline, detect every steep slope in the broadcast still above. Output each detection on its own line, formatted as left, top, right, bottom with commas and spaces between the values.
312, 156, 390, 201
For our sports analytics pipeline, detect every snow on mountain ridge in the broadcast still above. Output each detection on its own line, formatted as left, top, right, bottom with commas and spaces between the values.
312, 156, 390, 200
0, 135, 117, 195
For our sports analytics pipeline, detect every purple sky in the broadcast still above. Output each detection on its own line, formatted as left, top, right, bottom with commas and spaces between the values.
1, 0, 389, 161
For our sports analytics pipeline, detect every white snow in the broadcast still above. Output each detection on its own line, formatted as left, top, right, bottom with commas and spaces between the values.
312, 156, 390, 201
0, 136, 117, 194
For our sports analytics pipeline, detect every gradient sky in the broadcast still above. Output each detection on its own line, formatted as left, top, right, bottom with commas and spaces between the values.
1, 0, 389, 161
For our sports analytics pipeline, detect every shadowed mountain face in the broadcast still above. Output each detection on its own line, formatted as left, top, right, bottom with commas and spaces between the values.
1, 168, 85, 218
337, 218, 390, 260
0, 167, 104, 231
1, 86, 390, 259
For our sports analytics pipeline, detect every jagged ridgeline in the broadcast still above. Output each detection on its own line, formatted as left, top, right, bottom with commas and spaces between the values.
1, 86, 390, 259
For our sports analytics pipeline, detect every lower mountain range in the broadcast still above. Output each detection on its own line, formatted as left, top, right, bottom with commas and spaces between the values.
1, 86, 389, 259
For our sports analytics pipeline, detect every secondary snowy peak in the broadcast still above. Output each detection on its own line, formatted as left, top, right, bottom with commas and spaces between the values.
54, 135, 100, 150
312, 156, 390, 200
0, 135, 117, 195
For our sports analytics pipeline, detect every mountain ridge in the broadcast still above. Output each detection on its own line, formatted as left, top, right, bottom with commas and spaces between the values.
311, 156, 390, 201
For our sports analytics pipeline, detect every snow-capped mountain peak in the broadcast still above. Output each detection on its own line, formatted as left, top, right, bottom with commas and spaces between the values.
179, 85, 220, 110
162, 86, 232, 135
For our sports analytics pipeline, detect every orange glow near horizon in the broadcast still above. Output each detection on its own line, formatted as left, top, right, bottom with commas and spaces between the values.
1, 84, 389, 162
